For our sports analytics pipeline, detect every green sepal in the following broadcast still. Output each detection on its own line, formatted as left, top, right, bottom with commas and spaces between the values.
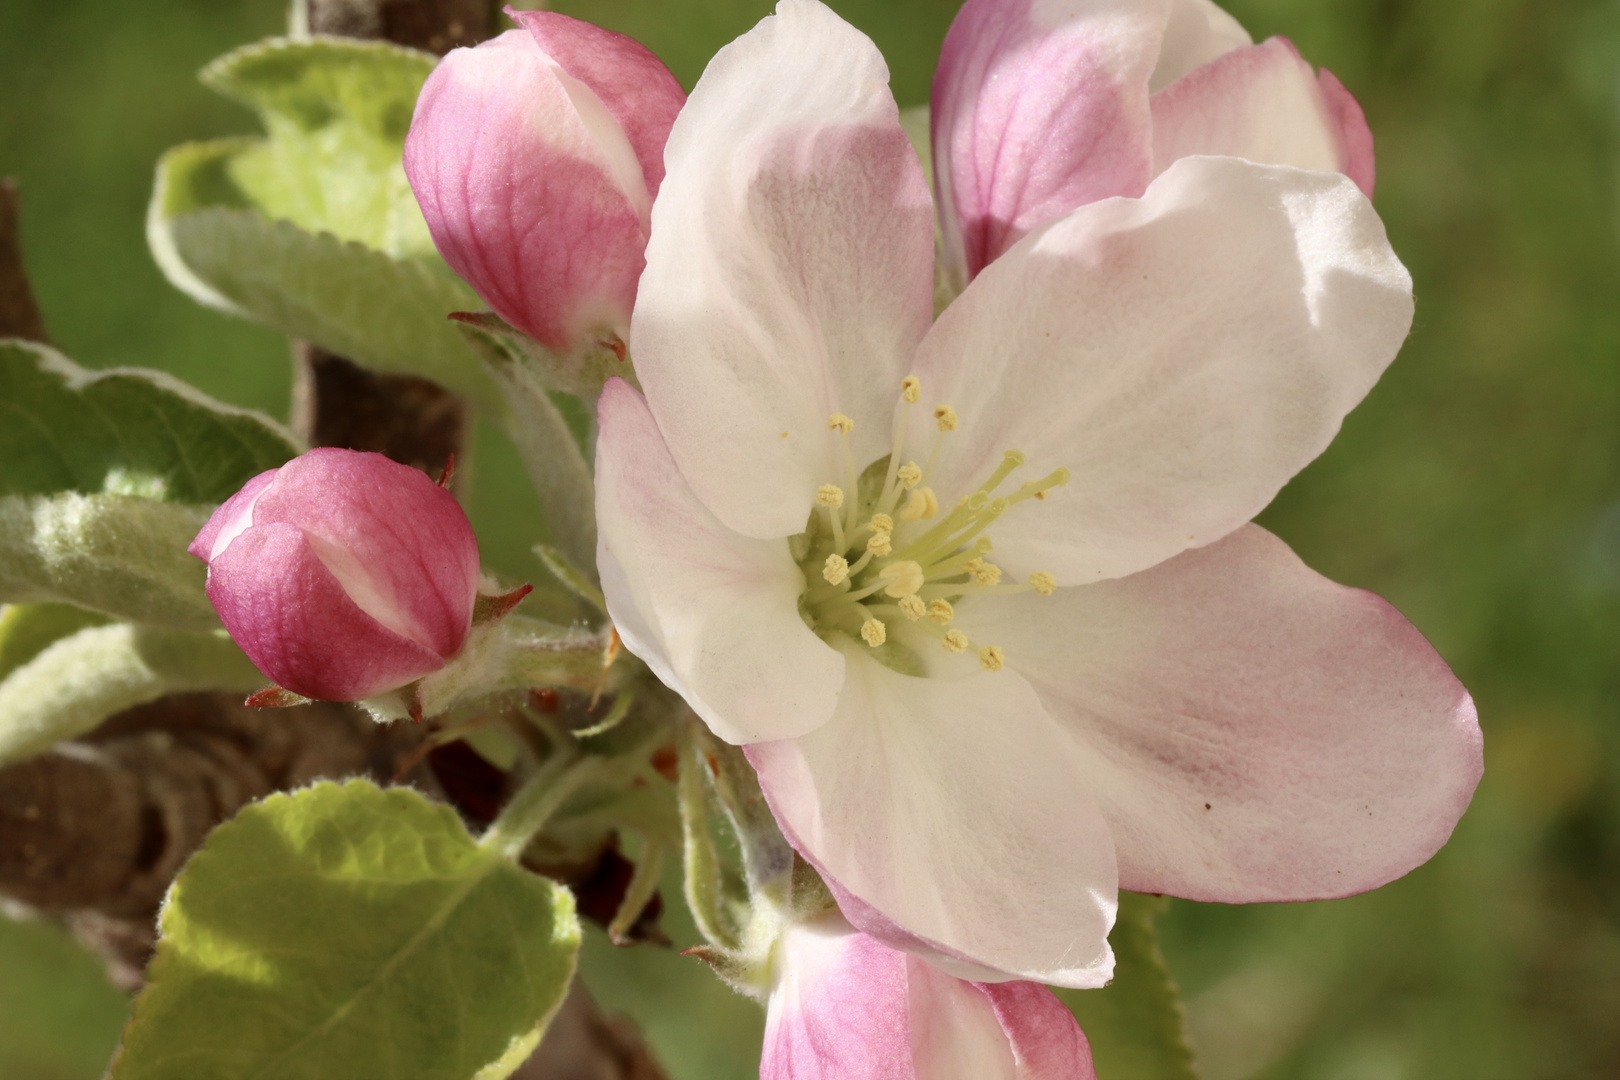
112, 780, 582, 1080
1056, 891, 1201, 1080
0, 623, 263, 767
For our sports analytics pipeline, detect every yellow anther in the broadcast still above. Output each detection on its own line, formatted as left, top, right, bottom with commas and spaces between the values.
869, 512, 894, 534
827, 413, 854, 434
898, 487, 939, 522
878, 560, 925, 598
898, 594, 925, 621
942, 629, 970, 654
934, 405, 959, 432
867, 531, 894, 557
823, 554, 850, 585
1030, 571, 1056, 596
927, 599, 954, 625
816, 484, 845, 509
861, 618, 887, 647
962, 557, 984, 575
978, 645, 1005, 672
973, 561, 1003, 586
897, 462, 922, 489
901, 376, 921, 404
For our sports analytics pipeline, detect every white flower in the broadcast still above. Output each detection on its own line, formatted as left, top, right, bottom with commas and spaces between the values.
595, 0, 1481, 986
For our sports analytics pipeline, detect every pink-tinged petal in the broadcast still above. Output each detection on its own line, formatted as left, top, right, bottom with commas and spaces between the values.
904, 955, 1020, 1080
404, 29, 652, 350
974, 981, 1097, 1079
595, 379, 844, 744
762, 922, 913, 1079
188, 467, 278, 561
966, 525, 1483, 902
1150, 38, 1359, 189
1318, 67, 1376, 197
507, 9, 685, 197
749, 644, 1117, 987
931, 0, 1164, 285
630, 0, 935, 540
909, 156, 1412, 586
206, 521, 447, 701
1148, 0, 1251, 90
248, 449, 479, 661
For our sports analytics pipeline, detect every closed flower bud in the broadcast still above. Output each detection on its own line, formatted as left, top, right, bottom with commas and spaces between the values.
188, 448, 481, 703
404, 8, 685, 353
763, 915, 1096, 1079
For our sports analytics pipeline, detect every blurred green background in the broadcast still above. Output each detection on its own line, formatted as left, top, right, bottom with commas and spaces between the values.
3, 0, 1618, 1076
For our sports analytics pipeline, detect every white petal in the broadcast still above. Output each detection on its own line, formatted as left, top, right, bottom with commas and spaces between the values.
1151, 38, 1345, 180
749, 643, 1117, 987
595, 379, 845, 743
909, 155, 1412, 585
1148, 0, 1252, 91
630, 0, 936, 539
964, 525, 1482, 902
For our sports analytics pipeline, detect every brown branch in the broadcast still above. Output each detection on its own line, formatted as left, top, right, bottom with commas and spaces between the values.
0, 179, 48, 342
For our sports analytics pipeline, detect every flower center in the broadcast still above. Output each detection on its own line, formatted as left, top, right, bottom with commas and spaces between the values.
792, 376, 1065, 673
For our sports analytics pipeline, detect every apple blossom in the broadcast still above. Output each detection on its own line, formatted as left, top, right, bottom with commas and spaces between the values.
763, 914, 1095, 1080
403, 8, 685, 353
594, 0, 1481, 987
932, 0, 1377, 288
189, 448, 480, 702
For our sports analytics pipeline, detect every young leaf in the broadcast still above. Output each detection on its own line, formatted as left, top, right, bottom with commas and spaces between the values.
0, 602, 109, 681
1055, 891, 1201, 1080
112, 780, 582, 1080
0, 339, 297, 504
0, 623, 263, 767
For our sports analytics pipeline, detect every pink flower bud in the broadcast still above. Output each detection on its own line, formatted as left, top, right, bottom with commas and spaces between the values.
763, 917, 1096, 1080
404, 9, 686, 353
189, 448, 481, 702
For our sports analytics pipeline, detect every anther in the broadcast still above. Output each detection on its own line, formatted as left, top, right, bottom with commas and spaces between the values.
867, 531, 893, 556
1029, 571, 1056, 596
942, 629, 970, 654
933, 405, 959, 432
897, 462, 922, 489
861, 618, 887, 647
827, 413, 854, 434
978, 645, 1005, 672
816, 484, 845, 509
869, 512, 894, 534
823, 554, 850, 585
972, 561, 1003, 586
927, 599, 954, 625
878, 560, 925, 598
898, 594, 925, 621
901, 376, 921, 404
898, 487, 939, 522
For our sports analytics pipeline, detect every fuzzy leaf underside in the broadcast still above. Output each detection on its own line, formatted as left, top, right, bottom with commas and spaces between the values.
112, 780, 581, 1080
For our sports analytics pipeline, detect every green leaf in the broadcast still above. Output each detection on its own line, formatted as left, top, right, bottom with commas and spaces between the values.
149, 38, 504, 409
0, 603, 109, 682
201, 36, 438, 259
0, 493, 216, 629
1056, 891, 1201, 1080
113, 780, 581, 1080
0, 623, 263, 767
0, 339, 297, 503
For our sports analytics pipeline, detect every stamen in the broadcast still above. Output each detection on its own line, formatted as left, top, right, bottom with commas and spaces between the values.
861, 618, 887, 647
898, 486, 939, 522
971, 561, 1003, 586
866, 531, 893, 557
827, 413, 854, 434
880, 378, 922, 513
878, 560, 925, 598
869, 512, 894, 534
816, 484, 844, 509
1029, 571, 1056, 596
823, 554, 849, 585
901, 376, 921, 404
897, 594, 925, 620
933, 405, 958, 432
897, 462, 922, 490
927, 599, 954, 625
942, 629, 970, 654
978, 645, 1005, 672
